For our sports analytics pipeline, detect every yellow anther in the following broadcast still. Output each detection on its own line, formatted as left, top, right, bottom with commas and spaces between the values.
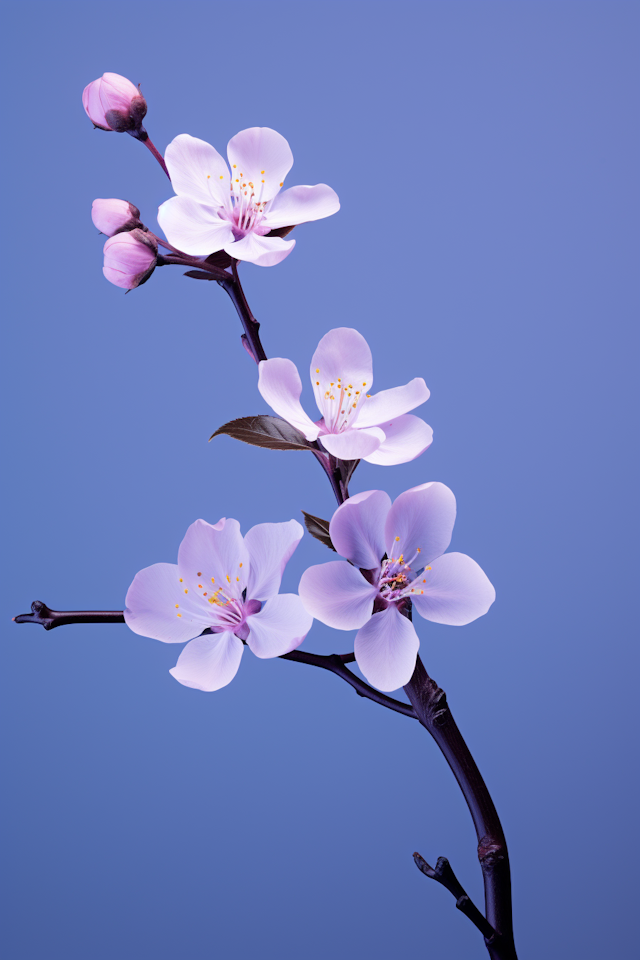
395, 537, 400, 542
261, 179, 265, 183
233, 164, 237, 168
426, 566, 431, 570
177, 613, 182, 617
366, 394, 371, 398
362, 382, 366, 386
175, 604, 179, 608
352, 402, 357, 408
316, 368, 320, 373
198, 584, 203, 588
261, 170, 265, 174
279, 181, 283, 186
239, 562, 243, 568
211, 577, 215, 583
203, 592, 207, 596
197, 572, 202, 577
179, 578, 183, 582
316, 381, 320, 385
219, 175, 224, 179
184, 589, 188, 594
207, 175, 211, 179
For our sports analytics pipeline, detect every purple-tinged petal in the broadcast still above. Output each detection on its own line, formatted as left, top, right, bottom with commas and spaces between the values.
244, 520, 304, 601
363, 415, 433, 466
354, 605, 420, 692
319, 427, 385, 460
157, 196, 234, 256
356, 378, 430, 429
411, 553, 496, 625
385, 482, 456, 567
178, 518, 249, 601
83, 79, 111, 129
225, 232, 295, 267
124, 562, 208, 643
258, 359, 320, 441
99, 72, 140, 112
329, 490, 390, 570
227, 127, 293, 203
298, 561, 376, 630
246, 594, 312, 658
169, 632, 244, 691
262, 184, 340, 229
310, 328, 374, 417
164, 134, 230, 206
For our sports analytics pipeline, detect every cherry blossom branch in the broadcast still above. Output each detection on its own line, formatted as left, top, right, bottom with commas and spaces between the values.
404, 656, 517, 960
412, 853, 497, 941
217, 262, 268, 363
12, 604, 416, 720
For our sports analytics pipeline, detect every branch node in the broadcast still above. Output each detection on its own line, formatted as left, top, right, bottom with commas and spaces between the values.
413, 851, 497, 942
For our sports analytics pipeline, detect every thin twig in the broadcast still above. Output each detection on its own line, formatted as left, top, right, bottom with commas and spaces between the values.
413, 853, 497, 941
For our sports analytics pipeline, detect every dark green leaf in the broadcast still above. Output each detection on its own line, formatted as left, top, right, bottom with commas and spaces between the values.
210, 415, 312, 451
302, 511, 336, 552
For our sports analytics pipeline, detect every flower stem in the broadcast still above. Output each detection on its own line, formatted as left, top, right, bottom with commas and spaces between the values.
127, 128, 171, 179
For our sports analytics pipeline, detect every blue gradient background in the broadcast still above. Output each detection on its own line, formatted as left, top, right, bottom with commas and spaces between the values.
1, 2, 638, 958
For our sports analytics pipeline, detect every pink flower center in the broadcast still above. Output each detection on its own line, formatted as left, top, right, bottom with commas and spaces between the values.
312, 367, 371, 433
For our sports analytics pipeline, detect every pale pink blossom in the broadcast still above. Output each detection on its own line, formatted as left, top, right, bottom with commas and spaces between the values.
258, 327, 432, 464
125, 518, 312, 692
82, 73, 147, 132
299, 485, 495, 691
102, 229, 157, 290
157, 128, 340, 267
92, 199, 142, 237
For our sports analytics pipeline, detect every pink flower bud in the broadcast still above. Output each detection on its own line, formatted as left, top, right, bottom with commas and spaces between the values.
103, 229, 158, 290
92, 199, 142, 237
82, 73, 147, 133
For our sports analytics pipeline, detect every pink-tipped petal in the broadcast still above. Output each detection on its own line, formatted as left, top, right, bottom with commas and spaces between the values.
356, 378, 430, 429
298, 561, 377, 630
164, 134, 230, 206
246, 594, 312, 658
157, 196, 234, 256
227, 127, 293, 202
83, 79, 110, 128
258, 359, 320, 441
310, 328, 374, 412
363, 415, 433, 466
411, 553, 496, 625
124, 562, 208, 643
385, 482, 456, 567
244, 520, 304, 601
177, 519, 249, 601
329, 490, 390, 569
225, 232, 295, 267
169, 632, 244, 691
262, 184, 340, 229
354, 605, 420, 692
319, 426, 385, 460
100, 72, 140, 112
92, 198, 140, 237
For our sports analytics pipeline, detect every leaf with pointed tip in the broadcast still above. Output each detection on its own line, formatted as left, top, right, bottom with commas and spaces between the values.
302, 511, 336, 552
184, 270, 217, 281
338, 458, 360, 487
210, 415, 313, 451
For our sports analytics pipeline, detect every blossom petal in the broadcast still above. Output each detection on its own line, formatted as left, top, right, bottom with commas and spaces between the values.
385, 482, 456, 567
354, 605, 420, 692
225, 232, 295, 267
178, 518, 249, 601
356, 378, 430, 429
319, 427, 385, 460
244, 520, 304, 601
329, 490, 390, 569
246, 594, 312, 658
298, 561, 377, 630
157, 196, 234, 256
124, 562, 208, 643
169, 632, 244, 691
363, 415, 433, 466
227, 127, 293, 202
310, 328, 374, 415
258, 358, 320, 441
262, 184, 340, 229
164, 134, 230, 206
411, 553, 496, 625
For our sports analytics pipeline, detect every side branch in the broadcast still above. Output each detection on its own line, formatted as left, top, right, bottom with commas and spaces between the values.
413, 853, 497, 941
13, 605, 416, 720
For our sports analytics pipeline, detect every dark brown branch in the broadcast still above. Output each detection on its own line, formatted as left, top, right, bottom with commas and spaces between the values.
405, 657, 517, 960
12, 605, 416, 721
413, 853, 497, 941
217, 262, 268, 363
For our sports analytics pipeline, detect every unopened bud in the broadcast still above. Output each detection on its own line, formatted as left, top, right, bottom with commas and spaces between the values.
82, 73, 147, 133
103, 229, 157, 290
92, 198, 142, 237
